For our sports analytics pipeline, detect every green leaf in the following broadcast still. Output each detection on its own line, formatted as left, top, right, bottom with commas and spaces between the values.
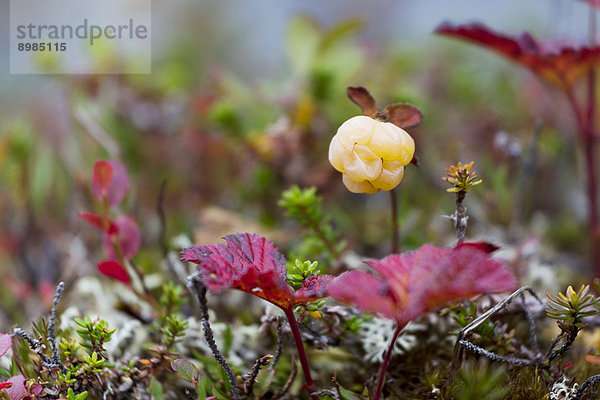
286, 16, 320, 77
29, 147, 54, 212
149, 376, 164, 400
339, 386, 363, 400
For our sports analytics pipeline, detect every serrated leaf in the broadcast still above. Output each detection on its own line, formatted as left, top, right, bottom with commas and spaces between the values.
330, 242, 517, 324
436, 22, 600, 90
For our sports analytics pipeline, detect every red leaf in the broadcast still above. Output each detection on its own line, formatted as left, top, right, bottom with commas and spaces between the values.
383, 104, 423, 129
4, 375, 26, 400
78, 212, 119, 235
181, 233, 294, 308
92, 160, 113, 201
435, 22, 600, 90
0, 334, 11, 358
294, 275, 335, 303
97, 260, 131, 284
329, 243, 517, 324
328, 271, 398, 319
102, 215, 141, 260
347, 86, 378, 116
91, 160, 129, 206
0, 333, 12, 357
0, 382, 11, 390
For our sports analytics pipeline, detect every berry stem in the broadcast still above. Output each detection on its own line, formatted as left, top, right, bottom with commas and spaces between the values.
373, 322, 406, 400
390, 188, 400, 253
283, 306, 318, 400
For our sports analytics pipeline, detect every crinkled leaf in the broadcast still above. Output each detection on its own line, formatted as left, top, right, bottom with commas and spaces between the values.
181, 233, 294, 308
347, 86, 378, 116
436, 22, 600, 90
97, 260, 131, 284
294, 274, 335, 303
91, 160, 129, 206
383, 104, 423, 129
78, 212, 118, 235
171, 359, 200, 383
0, 334, 11, 358
330, 243, 517, 324
102, 215, 141, 260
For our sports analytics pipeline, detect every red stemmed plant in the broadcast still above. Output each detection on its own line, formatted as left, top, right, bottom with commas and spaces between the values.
436, 19, 600, 273
79, 160, 142, 288
329, 242, 517, 400
181, 233, 333, 399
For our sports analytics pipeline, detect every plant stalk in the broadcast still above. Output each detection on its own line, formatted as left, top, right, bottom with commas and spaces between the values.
283, 306, 318, 400
390, 188, 400, 253
566, 86, 600, 275
373, 322, 405, 400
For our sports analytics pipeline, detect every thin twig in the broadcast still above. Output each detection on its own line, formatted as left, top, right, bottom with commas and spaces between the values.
572, 374, 600, 400
48, 282, 65, 368
544, 328, 579, 364
270, 316, 284, 369
458, 340, 534, 366
454, 286, 542, 366
271, 356, 298, 400
188, 276, 240, 400
243, 355, 273, 395
12, 282, 68, 372
454, 190, 467, 242
312, 389, 340, 400
520, 292, 540, 356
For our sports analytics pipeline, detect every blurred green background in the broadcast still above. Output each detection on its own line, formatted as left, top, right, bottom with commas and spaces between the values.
0, 0, 595, 326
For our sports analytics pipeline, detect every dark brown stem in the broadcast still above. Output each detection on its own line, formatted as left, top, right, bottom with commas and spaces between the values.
373, 322, 405, 400
390, 188, 400, 253
283, 306, 318, 400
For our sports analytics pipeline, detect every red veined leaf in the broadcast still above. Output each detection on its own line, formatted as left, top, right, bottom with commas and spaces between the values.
435, 22, 600, 90
97, 260, 131, 284
0, 334, 11, 358
383, 104, 423, 129
330, 243, 517, 324
181, 233, 294, 308
102, 215, 141, 260
91, 160, 129, 206
347, 86, 378, 116
78, 212, 119, 235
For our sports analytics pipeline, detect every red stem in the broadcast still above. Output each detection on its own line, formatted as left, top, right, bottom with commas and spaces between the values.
566, 88, 600, 274
373, 322, 406, 400
283, 306, 318, 400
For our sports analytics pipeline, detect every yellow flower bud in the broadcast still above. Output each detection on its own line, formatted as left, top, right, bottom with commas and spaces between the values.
328, 116, 415, 193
